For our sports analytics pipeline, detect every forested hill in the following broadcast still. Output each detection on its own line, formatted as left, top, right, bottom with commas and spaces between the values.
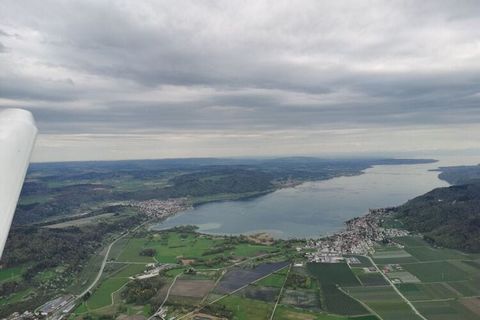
395, 182, 480, 252
437, 164, 480, 185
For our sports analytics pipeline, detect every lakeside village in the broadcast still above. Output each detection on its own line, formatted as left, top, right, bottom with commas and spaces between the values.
303, 207, 409, 263
123, 198, 192, 219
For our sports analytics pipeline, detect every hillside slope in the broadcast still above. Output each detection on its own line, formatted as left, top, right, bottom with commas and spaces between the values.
395, 183, 480, 252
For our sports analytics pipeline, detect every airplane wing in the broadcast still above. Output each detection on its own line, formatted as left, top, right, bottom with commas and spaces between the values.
0, 109, 37, 257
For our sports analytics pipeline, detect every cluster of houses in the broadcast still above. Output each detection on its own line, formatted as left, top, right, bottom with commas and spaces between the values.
124, 198, 191, 219
304, 208, 409, 262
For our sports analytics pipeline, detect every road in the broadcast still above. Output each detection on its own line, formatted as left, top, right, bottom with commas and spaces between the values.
364, 255, 428, 320
148, 273, 181, 320
269, 263, 292, 320
76, 220, 150, 300
176, 263, 290, 320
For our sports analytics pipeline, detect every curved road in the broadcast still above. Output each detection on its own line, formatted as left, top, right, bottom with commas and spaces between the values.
76, 221, 150, 300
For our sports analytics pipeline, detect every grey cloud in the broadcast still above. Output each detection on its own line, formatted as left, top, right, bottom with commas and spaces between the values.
1, 0, 480, 160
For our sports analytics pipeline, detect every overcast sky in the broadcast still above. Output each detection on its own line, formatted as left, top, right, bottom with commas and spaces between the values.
1, 0, 480, 161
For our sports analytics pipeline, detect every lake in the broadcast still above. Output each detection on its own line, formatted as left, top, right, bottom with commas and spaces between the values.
153, 160, 458, 239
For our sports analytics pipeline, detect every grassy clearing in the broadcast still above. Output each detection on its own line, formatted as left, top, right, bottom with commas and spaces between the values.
0, 266, 25, 283
402, 261, 469, 282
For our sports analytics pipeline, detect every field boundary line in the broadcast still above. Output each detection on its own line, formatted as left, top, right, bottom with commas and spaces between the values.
269, 263, 292, 320
148, 274, 181, 320
176, 263, 289, 320
364, 255, 428, 320
338, 286, 384, 320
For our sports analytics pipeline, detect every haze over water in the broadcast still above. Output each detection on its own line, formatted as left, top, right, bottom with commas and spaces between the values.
154, 158, 475, 239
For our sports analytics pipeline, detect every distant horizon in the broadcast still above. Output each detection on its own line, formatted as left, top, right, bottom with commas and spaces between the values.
2, 1, 480, 162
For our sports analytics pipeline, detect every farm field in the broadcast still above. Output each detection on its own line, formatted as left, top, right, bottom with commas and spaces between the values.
345, 286, 422, 320
413, 300, 480, 320
273, 305, 379, 320
307, 262, 361, 287
363, 236, 480, 320
354, 270, 389, 286
401, 261, 469, 282
214, 295, 274, 320
256, 270, 288, 288
397, 283, 460, 301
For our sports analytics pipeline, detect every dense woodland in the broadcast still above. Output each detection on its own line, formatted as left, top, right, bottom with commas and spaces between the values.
437, 164, 480, 185
395, 182, 480, 252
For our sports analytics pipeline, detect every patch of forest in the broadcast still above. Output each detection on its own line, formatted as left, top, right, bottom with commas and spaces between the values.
395, 182, 480, 252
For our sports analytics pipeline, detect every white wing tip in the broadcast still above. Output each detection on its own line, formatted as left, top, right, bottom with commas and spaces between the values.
0, 108, 36, 128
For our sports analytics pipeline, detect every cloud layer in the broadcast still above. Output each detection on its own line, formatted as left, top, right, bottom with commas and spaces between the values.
1, 0, 480, 161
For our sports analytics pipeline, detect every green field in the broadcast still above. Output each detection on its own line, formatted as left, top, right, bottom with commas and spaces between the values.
274, 305, 379, 320
256, 272, 287, 288
448, 280, 480, 296
396, 283, 460, 301
404, 246, 468, 262
86, 277, 129, 310
402, 261, 469, 282
345, 286, 421, 320
321, 284, 369, 316
115, 238, 157, 263
0, 266, 25, 283
356, 271, 388, 286
413, 300, 479, 320
115, 232, 276, 264
215, 295, 274, 320
307, 263, 361, 287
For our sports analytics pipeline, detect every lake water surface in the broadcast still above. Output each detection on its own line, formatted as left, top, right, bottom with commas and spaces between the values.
153, 160, 460, 239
